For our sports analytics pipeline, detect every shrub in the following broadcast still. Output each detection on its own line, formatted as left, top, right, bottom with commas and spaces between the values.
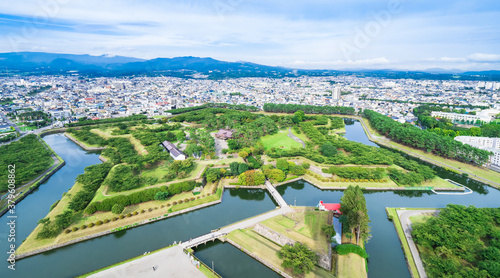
334, 244, 369, 259
96, 220, 103, 226
80, 225, 87, 229
88, 223, 95, 227
148, 208, 153, 212
103, 219, 110, 223
127, 213, 132, 217
160, 205, 165, 208
112, 217, 118, 221
119, 215, 125, 219
111, 204, 125, 214
184, 198, 189, 202
178, 200, 183, 204
172, 201, 177, 205
196, 196, 200, 199
65, 229, 71, 234
166, 203, 171, 206
141, 209, 146, 213
133, 211, 138, 215
190, 197, 195, 201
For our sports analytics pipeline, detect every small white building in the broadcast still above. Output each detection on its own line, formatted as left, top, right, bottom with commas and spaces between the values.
160, 141, 186, 160
455, 136, 500, 171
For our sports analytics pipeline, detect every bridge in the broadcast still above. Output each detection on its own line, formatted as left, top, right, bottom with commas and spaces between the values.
265, 180, 288, 208
180, 179, 291, 249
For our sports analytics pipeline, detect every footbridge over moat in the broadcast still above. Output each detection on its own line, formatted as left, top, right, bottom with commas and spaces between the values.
181, 183, 292, 249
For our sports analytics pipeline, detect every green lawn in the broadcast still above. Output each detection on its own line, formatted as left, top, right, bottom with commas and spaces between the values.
260, 130, 302, 150
227, 229, 333, 278
260, 207, 330, 254
337, 253, 366, 278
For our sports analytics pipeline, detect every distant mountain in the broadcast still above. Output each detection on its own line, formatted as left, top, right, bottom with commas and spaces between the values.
0, 52, 499, 81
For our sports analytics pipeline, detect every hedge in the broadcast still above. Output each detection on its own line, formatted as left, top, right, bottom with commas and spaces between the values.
334, 244, 369, 259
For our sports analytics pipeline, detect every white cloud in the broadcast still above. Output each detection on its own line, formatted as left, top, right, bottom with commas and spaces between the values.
468, 53, 500, 62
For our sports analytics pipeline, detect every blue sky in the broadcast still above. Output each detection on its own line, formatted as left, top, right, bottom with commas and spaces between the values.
0, 0, 499, 70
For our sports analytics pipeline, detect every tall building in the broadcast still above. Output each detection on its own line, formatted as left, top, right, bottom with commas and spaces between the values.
454, 136, 500, 172
332, 87, 341, 100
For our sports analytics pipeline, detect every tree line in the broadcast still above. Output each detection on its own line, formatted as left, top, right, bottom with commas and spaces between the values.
263, 103, 355, 115
363, 109, 491, 166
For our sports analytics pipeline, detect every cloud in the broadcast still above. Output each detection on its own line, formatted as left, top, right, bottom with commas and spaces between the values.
468, 53, 500, 62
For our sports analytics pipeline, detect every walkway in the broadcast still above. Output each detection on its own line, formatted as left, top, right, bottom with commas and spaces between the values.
265, 180, 288, 208
288, 127, 305, 147
181, 205, 294, 249
398, 209, 440, 278
88, 245, 206, 278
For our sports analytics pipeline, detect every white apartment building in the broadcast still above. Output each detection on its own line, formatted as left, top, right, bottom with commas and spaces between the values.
332, 87, 341, 100
431, 111, 493, 124
455, 136, 500, 170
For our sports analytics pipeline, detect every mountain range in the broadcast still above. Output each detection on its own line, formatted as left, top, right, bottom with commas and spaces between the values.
1, 52, 499, 81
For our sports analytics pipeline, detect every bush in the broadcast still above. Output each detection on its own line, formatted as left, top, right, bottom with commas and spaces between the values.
96, 220, 103, 226
80, 225, 87, 229
88, 223, 95, 227
190, 197, 195, 201
103, 219, 110, 223
133, 211, 138, 215
111, 204, 125, 214
302, 162, 310, 169
148, 208, 153, 212
112, 217, 118, 221
141, 209, 146, 213
65, 229, 71, 234
119, 215, 125, 219
178, 200, 183, 204
334, 244, 369, 259
172, 201, 177, 205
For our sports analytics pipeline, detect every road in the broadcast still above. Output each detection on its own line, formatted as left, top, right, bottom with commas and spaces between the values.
357, 117, 500, 189
398, 209, 440, 278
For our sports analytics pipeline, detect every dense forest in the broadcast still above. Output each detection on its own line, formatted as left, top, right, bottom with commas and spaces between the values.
0, 134, 54, 192
363, 109, 491, 166
168, 102, 259, 114
412, 205, 500, 278
414, 105, 500, 138
172, 108, 278, 148
263, 103, 355, 115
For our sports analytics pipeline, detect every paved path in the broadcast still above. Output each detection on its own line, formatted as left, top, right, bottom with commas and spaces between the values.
265, 180, 289, 208
288, 127, 305, 147
398, 209, 440, 278
88, 245, 206, 278
357, 117, 500, 189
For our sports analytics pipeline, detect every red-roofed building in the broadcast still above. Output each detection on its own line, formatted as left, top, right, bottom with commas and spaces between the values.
318, 201, 341, 214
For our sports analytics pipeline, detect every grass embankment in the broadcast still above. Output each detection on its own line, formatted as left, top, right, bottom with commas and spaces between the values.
386, 208, 420, 278
227, 229, 333, 278
17, 182, 222, 255
260, 129, 303, 150
336, 233, 367, 278
90, 128, 148, 155
260, 207, 330, 254
303, 170, 458, 190
360, 118, 500, 188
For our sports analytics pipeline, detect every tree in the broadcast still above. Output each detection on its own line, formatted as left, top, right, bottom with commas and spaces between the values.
111, 204, 125, 214
176, 131, 186, 142
230, 162, 239, 175
292, 110, 305, 123
322, 224, 336, 238
238, 150, 249, 161
276, 158, 289, 171
238, 163, 249, 174
340, 185, 370, 245
321, 142, 337, 157
154, 191, 169, 201
277, 243, 318, 275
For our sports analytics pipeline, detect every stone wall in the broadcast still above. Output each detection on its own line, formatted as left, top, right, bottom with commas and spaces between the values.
253, 224, 296, 246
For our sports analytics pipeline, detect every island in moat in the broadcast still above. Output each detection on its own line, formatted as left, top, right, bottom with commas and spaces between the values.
4, 103, 499, 277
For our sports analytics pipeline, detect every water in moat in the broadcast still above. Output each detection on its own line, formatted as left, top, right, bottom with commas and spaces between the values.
1, 120, 498, 278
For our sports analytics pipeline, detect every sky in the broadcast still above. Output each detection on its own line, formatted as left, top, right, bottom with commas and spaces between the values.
0, 0, 499, 71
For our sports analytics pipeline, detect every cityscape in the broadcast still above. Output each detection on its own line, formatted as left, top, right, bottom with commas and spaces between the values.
1, 1, 500, 278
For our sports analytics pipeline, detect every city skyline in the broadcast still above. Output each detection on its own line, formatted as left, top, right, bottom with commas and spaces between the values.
0, 0, 499, 71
